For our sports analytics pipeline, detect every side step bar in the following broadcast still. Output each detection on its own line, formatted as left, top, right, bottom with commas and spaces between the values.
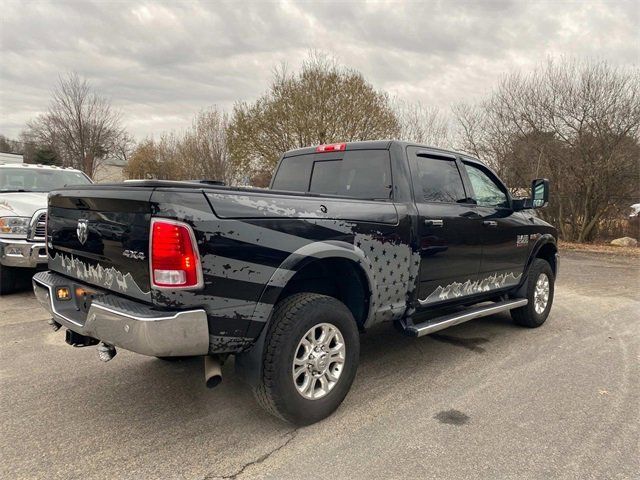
403, 298, 528, 337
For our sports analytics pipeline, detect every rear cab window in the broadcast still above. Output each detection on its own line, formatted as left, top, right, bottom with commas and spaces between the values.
271, 149, 393, 201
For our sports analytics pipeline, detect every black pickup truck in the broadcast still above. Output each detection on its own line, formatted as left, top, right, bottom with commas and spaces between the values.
33, 140, 558, 425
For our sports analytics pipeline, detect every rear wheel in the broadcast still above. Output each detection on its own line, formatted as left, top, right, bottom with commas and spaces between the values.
254, 293, 360, 425
511, 258, 554, 328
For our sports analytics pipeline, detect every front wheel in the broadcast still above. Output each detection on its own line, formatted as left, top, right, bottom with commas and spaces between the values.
511, 258, 555, 328
0, 264, 17, 295
254, 293, 360, 425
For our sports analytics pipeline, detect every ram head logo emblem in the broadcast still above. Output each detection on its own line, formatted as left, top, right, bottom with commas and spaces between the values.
76, 219, 89, 245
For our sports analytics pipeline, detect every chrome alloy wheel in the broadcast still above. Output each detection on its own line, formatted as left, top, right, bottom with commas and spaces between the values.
534, 273, 550, 314
292, 323, 346, 400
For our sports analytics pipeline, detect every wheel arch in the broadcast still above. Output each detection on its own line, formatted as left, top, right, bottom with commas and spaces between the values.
260, 241, 375, 328
528, 235, 558, 277
513, 235, 558, 298
235, 242, 374, 388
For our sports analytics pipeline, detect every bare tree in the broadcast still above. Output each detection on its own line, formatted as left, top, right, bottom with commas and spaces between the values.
455, 59, 640, 242
125, 107, 234, 183
125, 138, 160, 180
395, 101, 450, 148
26, 73, 125, 178
180, 107, 233, 183
124, 134, 183, 180
112, 131, 135, 165
124, 139, 159, 180
227, 53, 400, 184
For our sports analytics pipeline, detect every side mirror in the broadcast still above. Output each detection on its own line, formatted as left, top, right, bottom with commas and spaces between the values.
512, 178, 550, 211
531, 178, 549, 208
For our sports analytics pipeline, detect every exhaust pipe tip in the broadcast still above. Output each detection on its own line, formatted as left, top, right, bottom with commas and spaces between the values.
97, 342, 117, 362
206, 374, 223, 389
204, 355, 223, 389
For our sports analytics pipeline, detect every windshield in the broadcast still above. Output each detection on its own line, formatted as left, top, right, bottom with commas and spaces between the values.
0, 168, 91, 192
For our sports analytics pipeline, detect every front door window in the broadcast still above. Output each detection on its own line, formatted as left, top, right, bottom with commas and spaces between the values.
464, 163, 509, 208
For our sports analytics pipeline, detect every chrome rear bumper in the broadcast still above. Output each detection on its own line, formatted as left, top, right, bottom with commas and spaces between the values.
32, 271, 209, 357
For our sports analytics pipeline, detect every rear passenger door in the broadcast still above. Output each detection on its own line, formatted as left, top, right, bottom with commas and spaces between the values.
460, 160, 528, 281
407, 148, 483, 306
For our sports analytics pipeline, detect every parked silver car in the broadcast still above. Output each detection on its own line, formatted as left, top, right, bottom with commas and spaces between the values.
0, 163, 92, 294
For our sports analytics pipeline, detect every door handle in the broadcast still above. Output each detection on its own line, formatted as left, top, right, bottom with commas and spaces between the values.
424, 219, 444, 227
483, 220, 498, 227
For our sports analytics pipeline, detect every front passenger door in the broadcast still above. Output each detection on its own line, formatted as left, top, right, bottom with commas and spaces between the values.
461, 161, 528, 283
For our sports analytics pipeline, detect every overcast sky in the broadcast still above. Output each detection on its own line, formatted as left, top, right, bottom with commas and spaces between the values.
1, 0, 638, 140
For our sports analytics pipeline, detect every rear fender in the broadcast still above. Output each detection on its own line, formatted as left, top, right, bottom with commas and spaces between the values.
236, 240, 374, 388
260, 240, 376, 307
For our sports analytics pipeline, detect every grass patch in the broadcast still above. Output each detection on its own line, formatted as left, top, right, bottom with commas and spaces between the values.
559, 240, 640, 257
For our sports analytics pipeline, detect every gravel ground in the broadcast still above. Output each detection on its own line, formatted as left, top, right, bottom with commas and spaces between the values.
1, 250, 638, 480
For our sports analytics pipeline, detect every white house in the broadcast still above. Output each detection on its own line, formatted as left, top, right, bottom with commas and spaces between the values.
92, 157, 127, 183
0, 152, 24, 164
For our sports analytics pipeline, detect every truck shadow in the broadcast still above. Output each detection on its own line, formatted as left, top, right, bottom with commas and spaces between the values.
2, 268, 40, 294
56, 311, 522, 434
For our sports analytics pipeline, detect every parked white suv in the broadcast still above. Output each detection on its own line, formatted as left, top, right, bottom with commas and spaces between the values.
0, 163, 91, 294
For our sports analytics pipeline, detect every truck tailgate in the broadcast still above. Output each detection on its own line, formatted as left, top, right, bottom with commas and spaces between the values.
47, 187, 153, 302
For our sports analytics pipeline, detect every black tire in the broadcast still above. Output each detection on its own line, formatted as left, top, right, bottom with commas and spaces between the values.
511, 258, 554, 328
254, 293, 360, 425
0, 264, 16, 295
0, 265, 36, 295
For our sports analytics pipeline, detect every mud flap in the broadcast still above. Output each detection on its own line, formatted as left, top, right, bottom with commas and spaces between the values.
234, 324, 268, 388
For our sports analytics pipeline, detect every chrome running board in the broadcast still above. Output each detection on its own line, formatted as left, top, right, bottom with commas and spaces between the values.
403, 298, 528, 337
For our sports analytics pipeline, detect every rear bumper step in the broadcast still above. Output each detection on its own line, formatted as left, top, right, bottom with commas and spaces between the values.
32, 270, 210, 357
403, 298, 528, 337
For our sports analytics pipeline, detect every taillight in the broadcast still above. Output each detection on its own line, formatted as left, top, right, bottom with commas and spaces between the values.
316, 143, 346, 152
150, 219, 203, 289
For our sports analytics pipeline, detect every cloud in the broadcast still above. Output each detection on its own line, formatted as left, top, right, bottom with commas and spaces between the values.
0, 0, 637, 140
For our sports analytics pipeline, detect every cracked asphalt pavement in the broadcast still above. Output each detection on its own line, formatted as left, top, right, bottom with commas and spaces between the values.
1, 251, 638, 479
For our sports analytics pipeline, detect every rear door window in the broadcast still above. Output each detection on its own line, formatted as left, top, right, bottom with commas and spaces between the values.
272, 150, 393, 200
407, 148, 467, 203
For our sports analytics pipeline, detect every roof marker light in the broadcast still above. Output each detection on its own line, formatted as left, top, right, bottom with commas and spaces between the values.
316, 143, 346, 153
